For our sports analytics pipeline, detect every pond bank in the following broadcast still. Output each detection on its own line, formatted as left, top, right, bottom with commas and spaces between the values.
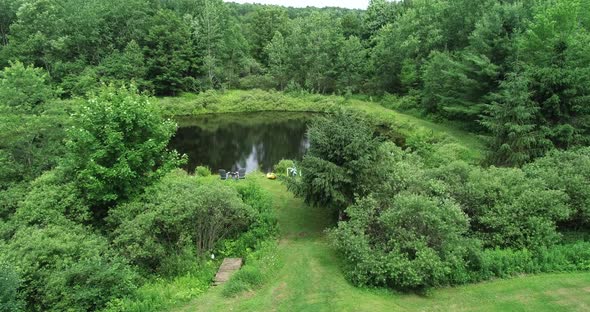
157, 89, 486, 163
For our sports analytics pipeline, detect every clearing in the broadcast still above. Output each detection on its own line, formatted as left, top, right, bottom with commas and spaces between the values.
173, 176, 590, 312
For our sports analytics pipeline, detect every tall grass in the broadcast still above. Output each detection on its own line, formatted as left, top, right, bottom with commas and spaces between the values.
221, 240, 282, 298
102, 261, 217, 312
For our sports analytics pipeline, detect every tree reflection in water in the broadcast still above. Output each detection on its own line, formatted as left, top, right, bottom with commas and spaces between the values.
169, 112, 312, 173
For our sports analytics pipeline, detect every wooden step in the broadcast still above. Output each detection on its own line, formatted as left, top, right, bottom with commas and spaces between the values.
213, 258, 243, 286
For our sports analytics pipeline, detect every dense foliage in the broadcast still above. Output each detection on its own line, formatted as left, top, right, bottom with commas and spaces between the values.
2, 224, 138, 312
290, 110, 381, 214
0, 259, 23, 312
108, 170, 271, 273
293, 112, 590, 291
63, 85, 181, 219
1, 0, 588, 164
1, 0, 590, 309
0, 81, 276, 311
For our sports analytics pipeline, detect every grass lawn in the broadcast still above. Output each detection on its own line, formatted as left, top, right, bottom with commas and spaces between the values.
171, 175, 590, 312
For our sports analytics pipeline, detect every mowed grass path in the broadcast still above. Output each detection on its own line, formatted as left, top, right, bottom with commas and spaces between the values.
173, 175, 590, 312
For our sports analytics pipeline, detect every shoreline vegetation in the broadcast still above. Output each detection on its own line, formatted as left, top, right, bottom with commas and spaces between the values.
158, 89, 486, 162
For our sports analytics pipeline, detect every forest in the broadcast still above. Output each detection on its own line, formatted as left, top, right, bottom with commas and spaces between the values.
1, 0, 590, 311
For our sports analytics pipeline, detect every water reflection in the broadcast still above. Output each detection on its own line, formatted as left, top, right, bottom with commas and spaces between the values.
169, 112, 312, 173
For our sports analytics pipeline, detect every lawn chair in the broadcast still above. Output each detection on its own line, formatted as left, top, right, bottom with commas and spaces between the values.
219, 169, 228, 180
238, 168, 246, 179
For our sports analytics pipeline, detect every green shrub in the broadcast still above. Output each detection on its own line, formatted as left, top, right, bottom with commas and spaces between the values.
103, 261, 216, 312
233, 266, 264, 287
0, 183, 29, 222
238, 75, 276, 90
462, 167, 570, 249
524, 148, 590, 227
110, 171, 257, 272
4, 224, 138, 312
222, 241, 280, 298
467, 242, 590, 282
274, 159, 295, 176
0, 61, 56, 113
217, 181, 277, 259
431, 163, 572, 250
8, 170, 90, 229
0, 259, 23, 312
476, 248, 536, 280
222, 266, 265, 297
195, 166, 212, 177
158, 247, 201, 278
330, 194, 473, 290
64, 85, 182, 217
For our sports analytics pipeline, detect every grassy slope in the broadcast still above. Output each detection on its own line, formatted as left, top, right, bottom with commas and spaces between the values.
172, 175, 590, 312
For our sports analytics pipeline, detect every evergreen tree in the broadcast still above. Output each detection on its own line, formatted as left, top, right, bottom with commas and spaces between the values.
98, 40, 150, 91
336, 36, 366, 93
482, 73, 550, 166
143, 9, 193, 95
265, 31, 289, 90
191, 0, 228, 89
244, 6, 289, 65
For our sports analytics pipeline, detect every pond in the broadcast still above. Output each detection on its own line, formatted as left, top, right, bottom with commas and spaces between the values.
169, 112, 313, 174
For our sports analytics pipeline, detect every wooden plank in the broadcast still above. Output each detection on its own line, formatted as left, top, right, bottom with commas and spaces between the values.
213, 258, 243, 286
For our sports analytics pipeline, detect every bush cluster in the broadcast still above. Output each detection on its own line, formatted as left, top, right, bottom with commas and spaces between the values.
0, 83, 277, 311
2, 224, 138, 312
109, 170, 274, 274
0, 259, 23, 312
295, 112, 590, 291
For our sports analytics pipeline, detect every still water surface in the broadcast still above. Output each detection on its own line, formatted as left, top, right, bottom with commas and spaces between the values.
169, 112, 312, 174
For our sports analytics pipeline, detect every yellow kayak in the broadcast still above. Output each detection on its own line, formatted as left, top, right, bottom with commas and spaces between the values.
266, 173, 277, 180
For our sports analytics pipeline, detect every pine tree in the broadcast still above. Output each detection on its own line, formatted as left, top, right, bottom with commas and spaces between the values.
481, 73, 550, 166
265, 31, 289, 90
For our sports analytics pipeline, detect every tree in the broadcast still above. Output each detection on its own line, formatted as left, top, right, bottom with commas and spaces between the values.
468, 2, 529, 73
0, 62, 64, 190
0, 61, 55, 113
340, 11, 363, 39
0, 0, 21, 47
97, 40, 151, 91
286, 12, 344, 93
290, 110, 381, 214
362, 0, 400, 39
244, 6, 289, 65
218, 23, 250, 89
265, 31, 289, 90
63, 85, 181, 219
190, 0, 232, 89
421, 51, 498, 124
370, 0, 448, 93
481, 73, 550, 167
336, 36, 367, 93
2, 0, 66, 73
517, 0, 590, 148
143, 10, 194, 95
